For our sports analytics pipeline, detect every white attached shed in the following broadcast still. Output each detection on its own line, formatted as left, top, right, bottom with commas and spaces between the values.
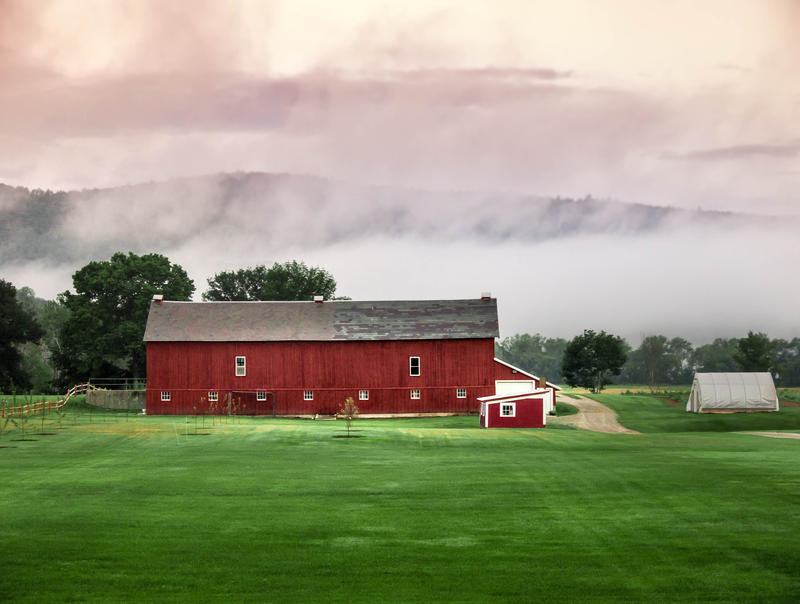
686, 372, 779, 413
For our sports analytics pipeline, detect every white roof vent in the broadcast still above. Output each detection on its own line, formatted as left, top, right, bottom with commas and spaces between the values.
153, 294, 164, 303
481, 292, 492, 301
313, 295, 324, 304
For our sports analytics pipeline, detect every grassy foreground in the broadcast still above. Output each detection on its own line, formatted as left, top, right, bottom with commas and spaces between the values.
1, 407, 799, 602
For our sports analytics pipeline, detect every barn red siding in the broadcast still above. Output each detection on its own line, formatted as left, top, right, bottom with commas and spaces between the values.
146, 338, 522, 415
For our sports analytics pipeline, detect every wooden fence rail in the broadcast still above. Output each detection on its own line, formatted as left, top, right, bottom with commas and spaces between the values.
1, 383, 101, 418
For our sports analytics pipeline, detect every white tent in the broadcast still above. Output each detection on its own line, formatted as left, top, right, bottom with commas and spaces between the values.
686, 372, 779, 413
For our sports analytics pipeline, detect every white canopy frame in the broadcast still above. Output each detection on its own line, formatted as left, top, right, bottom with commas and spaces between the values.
686, 372, 779, 413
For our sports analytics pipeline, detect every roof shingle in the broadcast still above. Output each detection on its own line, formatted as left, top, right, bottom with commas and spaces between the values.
143, 298, 499, 342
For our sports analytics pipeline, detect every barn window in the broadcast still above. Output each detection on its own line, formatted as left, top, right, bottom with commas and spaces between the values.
500, 403, 516, 417
235, 356, 246, 376
208, 391, 218, 402
256, 391, 266, 401
161, 391, 171, 402
304, 391, 314, 401
359, 390, 369, 401
456, 388, 467, 399
410, 389, 421, 399
409, 356, 420, 376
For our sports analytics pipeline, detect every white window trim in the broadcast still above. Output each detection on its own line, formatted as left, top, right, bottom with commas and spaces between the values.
359, 390, 369, 401
409, 356, 420, 376
208, 391, 218, 401
161, 391, 171, 402
410, 389, 421, 399
303, 390, 314, 401
235, 356, 246, 376
256, 391, 267, 401
456, 388, 467, 399
500, 402, 516, 417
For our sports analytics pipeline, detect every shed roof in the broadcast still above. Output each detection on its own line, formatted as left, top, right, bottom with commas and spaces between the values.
143, 298, 499, 342
477, 390, 550, 403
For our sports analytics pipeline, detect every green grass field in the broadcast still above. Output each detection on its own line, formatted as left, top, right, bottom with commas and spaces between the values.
587, 393, 800, 433
1, 400, 799, 602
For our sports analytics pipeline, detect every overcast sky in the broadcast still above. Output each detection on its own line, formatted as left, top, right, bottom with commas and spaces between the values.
1, 0, 799, 214
2, 1, 799, 343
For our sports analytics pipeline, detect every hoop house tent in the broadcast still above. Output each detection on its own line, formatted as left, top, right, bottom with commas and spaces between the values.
686, 373, 779, 413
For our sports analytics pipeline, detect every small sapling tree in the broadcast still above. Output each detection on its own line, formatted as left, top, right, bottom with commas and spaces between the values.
231, 395, 241, 423
339, 397, 359, 437
208, 398, 219, 426
0, 400, 10, 443
12, 406, 33, 441
56, 402, 67, 429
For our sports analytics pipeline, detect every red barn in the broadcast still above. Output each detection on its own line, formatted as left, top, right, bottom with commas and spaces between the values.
143, 295, 557, 416
478, 391, 549, 428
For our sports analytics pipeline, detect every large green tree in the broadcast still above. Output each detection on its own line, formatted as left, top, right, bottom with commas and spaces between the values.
14, 287, 71, 393
773, 337, 800, 386
693, 338, 738, 373
202, 260, 339, 301
620, 335, 694, 389
666, 337, 695, 384
0, 279, 43, 391
734, 331, 773, 372
561, 329, 628, 392
54, 252, 194, 386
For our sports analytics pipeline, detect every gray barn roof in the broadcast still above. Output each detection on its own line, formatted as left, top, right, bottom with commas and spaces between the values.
143, 298, 499, 342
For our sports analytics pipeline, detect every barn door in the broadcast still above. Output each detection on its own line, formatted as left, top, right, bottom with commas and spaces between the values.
250, 391, 276, 416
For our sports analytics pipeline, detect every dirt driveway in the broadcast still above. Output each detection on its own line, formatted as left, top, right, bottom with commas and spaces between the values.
740, 431, 800, 440
550, 395, 639, 434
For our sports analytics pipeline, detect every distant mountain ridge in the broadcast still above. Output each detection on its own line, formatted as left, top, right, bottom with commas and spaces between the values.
0, 172, 791, 266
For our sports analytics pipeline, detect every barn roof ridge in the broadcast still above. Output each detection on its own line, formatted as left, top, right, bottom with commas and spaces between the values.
155, 297, 491, 304
144, 297, 499, 342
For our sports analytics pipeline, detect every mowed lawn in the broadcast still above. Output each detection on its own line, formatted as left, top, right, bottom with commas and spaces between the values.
1, 404, 799, 602
589, 393, 800, 433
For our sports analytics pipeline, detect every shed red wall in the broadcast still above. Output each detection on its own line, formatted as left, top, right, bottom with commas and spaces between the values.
146, 338, 532, 415
486, 398, 545, 428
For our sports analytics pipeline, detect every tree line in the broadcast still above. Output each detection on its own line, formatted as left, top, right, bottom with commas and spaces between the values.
1, 252, 341, 394
496, 330, 800, 391
3, 250, 798, 394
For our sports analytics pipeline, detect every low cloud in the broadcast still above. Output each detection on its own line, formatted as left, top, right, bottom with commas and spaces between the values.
2, 173, 798, 345
662, 143, 800, 161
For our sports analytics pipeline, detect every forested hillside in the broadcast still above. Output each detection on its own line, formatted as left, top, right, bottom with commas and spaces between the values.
0, 173, 785, 266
